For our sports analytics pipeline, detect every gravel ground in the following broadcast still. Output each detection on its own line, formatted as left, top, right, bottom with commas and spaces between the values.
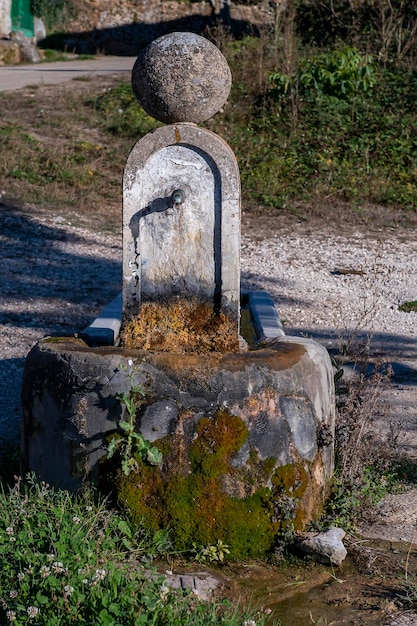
2, 203, 417, 451
241, 222, 417, 356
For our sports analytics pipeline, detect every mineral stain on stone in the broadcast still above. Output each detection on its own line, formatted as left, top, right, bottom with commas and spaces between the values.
119, 297, 240, 353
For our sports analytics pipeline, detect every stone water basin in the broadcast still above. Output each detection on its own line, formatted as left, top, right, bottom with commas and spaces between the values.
21, 291, 335, 559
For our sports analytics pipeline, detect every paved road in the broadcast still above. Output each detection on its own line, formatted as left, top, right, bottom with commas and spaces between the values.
0, 56, 137, 92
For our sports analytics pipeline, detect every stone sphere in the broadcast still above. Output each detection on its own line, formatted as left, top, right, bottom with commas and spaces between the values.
132, 32, 232, 124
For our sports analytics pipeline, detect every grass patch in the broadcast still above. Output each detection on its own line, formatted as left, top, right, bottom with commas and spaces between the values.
41, 50, 95, 62
0, 475, 271, 625
398, 300, 417, 312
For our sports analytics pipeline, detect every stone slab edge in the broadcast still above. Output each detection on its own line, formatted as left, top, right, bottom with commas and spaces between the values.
80, 293, 122, 347
247, 290, 285, 341
80, 290, 285, 347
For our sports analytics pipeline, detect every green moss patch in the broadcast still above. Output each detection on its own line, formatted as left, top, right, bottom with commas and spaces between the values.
112, 410, 281, 559
108, 409, 322, 560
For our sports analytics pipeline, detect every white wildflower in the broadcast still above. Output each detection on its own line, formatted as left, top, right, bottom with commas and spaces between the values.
85, 506, 93, 512
6, 610, 16, 622
160, 584, 169, 600
9, 590, 18, 599
82, 579, 89, 585
17, 573, 25, 582
94, 568, 107, 581
47, 554, 55, 562
27, 606, 39, 618
72, 516, 81, 525
39, 565, 50, 578
244, 621, 256, 626
5, 527, 14, 536
64, 585, 74, 597
52, 561, 66, 574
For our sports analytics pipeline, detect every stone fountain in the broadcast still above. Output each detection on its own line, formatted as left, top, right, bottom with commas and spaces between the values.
21, 33, 335, 559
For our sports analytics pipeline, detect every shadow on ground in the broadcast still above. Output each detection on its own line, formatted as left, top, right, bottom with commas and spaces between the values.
39, 15, 259, 57
0, 202, 121, 455
0, 202, 121, 333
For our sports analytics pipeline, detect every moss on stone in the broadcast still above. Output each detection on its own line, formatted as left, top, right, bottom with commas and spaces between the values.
111, 409, 325, 560
271, 462, 323, 530
113, 408, 281, 559
189, 409, 248, 477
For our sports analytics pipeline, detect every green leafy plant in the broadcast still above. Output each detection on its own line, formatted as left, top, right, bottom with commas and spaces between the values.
299, 46, 376, 101
0, 475, 163, 625
192, 540, 231, 564
107, 360, 162, 475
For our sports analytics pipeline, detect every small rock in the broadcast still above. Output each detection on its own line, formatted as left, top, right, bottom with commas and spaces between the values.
163, 572, 220, 601
0, 40, 21, 65
34, 17, 46, 42
21, 43, 40, 63
296, 526, 347, 566
9, 31, 40, 63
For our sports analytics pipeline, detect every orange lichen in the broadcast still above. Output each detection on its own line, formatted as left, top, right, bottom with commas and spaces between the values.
119, 297, 239, 353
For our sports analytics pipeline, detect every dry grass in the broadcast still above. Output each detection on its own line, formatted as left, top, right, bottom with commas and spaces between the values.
335, 360, 396, 482
0, 76, 131, 232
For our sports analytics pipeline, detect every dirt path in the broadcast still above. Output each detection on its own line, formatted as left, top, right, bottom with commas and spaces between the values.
0, 56, 136, 91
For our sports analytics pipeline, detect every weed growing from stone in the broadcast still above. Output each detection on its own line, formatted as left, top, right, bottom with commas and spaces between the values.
107, 360, 162, 475
0, 475, 268, 625
192, 540, 231, 564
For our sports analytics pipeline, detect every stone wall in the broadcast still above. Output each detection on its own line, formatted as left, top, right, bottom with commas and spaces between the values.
65, 0, 275, 39
42, 0, 276, 55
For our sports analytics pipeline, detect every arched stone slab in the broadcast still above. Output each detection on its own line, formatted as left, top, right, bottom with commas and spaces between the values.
122, 123, 241, 325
